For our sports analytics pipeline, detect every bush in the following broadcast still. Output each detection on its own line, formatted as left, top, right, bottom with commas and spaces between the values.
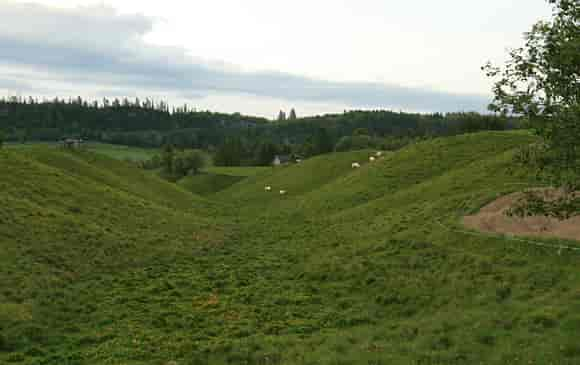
0, 333, 14, 352
476, 333, 496, 346
5, 352, 25, 363
563, 342, 580, 358
334, 135, 373, 152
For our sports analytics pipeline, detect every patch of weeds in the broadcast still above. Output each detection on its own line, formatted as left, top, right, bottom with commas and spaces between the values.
5, 352, 25, 363
0, 333, 15, 352
562, 342, 580, 358
375, 293, 408, 306
476, 332, 496, 346
431, 335, 453, 350
494, 316, 518, 331
496, 285, 511, 302
24, 346, 45, 357
63, 325, 81, 334
152, 315, 168, 328
529, 313, 558, 331
68, 206, 82, 214
77, 334, 114, 346
562, 317, 580, 332
400, 327, 419, 341
19, 325, 48, 344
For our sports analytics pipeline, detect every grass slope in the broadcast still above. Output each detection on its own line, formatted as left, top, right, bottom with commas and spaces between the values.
2, 131, 580, 364
0, 148, 229, 362
178, 173, 245, 195
177, 166, 270, 196
204, 166, 270, 177
6, 142, 158, 162
219, 150, 373, 203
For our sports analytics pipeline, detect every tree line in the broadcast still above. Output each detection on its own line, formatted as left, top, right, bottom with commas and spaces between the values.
0, 96, 269, 148
0, 96, 519, 156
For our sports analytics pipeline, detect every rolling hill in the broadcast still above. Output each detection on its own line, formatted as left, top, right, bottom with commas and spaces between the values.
1, 131, 579, 365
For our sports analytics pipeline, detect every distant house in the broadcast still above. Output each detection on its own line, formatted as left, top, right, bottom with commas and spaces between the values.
60, 138, 84, 149
293, 154, 304, 162
272, 155, 292, 166
272, 154, 304, 166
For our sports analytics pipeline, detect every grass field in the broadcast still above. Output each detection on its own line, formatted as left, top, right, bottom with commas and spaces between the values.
175, 166, 271, 195
203, 166, 270, 177
83, 143, 159, 161
2, 131, 580, 364
5, 141, 158, 161
177, 173, 246, 195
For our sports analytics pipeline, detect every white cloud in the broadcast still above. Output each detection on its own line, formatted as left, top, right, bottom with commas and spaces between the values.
0, 0, 551, 117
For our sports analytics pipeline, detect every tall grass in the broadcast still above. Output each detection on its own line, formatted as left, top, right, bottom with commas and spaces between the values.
1, 131, 579, 364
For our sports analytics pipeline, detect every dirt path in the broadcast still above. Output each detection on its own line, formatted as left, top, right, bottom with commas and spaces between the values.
463, 190, 580, 242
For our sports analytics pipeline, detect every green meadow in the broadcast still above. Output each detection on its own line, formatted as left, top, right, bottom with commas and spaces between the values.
5, 142, 158, 162
2, 131, 580, 364
177, 166, 271, 195
203, 166, 270, 177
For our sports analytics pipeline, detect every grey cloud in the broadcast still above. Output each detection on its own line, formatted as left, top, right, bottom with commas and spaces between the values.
0, 2, 489, 112
0, 2, 153, 50
0, 77, 32, 91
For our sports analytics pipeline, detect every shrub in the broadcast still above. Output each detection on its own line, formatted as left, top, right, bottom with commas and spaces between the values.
0, 333, 14, 352
563, 342, 580, 358
496, 285, 511, 302
476, 333, 496, 346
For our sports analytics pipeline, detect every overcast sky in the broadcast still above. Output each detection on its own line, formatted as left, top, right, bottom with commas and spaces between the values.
0, 0, 551, 118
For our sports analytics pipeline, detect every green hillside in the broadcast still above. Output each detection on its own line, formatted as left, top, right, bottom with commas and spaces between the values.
178, 173, 245, 195
219, 149, 373, 203
6, 142, 158, 162
177, 166, 270, 196
204, 166, 270, 177
2, 131, 580, 365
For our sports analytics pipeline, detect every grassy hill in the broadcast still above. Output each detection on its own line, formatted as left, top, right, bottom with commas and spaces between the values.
178, 173, 245, 195
219, 150, 373, 203
2, 131, 580, 364
177, 166, 270, 195
5, 142, 158, 162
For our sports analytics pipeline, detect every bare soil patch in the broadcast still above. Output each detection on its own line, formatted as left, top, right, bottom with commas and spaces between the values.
463, 189, 580, 242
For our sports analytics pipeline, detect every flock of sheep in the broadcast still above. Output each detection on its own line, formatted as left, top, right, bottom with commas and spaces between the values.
352, 150, 383, 168
264, 185, 285, 195
264, 151, 384, 196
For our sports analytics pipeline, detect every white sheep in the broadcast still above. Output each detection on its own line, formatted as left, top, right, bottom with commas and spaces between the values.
265, 186, 272, 192
369, 156, 376, 162
351, 162, 361, 168
376, 151, 383, 157
279, 190, 287, 195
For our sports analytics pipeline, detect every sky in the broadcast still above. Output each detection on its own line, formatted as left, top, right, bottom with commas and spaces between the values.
0, 0, 552, 118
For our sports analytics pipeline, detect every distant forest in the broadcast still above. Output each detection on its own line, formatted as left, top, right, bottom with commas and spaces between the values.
0, 95, 519, 164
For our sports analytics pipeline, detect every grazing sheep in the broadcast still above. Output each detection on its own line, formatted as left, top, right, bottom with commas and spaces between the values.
369, 156, 376, 162
376, 151, 383, 157
265, 186, 272, 192
296, 159, 302, 163
351, 162, 361, 168
279, 190, 287, 195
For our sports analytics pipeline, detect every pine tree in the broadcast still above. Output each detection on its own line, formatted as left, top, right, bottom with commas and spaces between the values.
161, 144, 175, 173
255, 142, 279, 166
277, 110, 286, 121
